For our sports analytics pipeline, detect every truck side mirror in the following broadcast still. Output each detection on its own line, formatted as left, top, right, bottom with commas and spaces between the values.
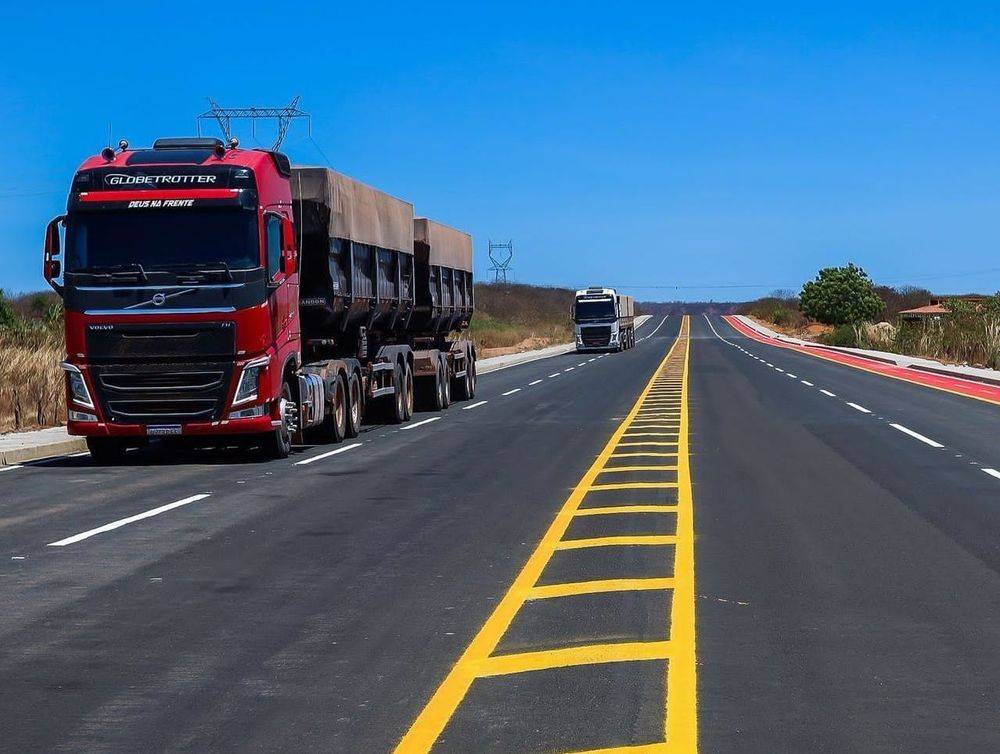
43, 215, 66, 295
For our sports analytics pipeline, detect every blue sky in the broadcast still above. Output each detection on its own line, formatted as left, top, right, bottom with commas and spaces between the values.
3, 1, 1000, 301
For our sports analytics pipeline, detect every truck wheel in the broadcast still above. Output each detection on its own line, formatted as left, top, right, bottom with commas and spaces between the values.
403, 362, 415, 420
320, 375, 347, 443
432, 358, 447, 410
86, 437, 127, 465
453, 346, 476, 400
466, 350, 477, 398
261, 380, 293, 459
440, 358, 452, 408
345, 372, 362, 438
386, 362, 407, 424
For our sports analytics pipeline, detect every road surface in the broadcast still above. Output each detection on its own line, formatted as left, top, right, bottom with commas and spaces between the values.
1, 313, 998, 752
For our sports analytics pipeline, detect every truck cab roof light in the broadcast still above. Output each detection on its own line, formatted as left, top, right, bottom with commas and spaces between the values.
153, 137, 224, 150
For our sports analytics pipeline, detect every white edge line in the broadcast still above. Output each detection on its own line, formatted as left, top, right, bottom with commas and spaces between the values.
528, 379, 543, 386
889, 423, 944, 448
400, 417, 443, 431
846, 402, 872, 414
462, 400, 488, 410
48, 493, 212, 547
295, 442, 363, 466
0, 465, 23, 473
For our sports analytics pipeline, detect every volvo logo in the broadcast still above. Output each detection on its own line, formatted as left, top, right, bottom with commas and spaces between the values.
124, 288, 196, 310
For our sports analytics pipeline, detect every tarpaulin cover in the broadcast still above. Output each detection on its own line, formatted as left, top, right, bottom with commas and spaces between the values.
617, 295, 635, 317
413, 217, 473, 272
292, 166, 413, 255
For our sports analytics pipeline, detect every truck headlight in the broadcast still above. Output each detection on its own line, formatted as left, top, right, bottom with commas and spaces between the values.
60, 362, 94, 409
232, 357, 270, 406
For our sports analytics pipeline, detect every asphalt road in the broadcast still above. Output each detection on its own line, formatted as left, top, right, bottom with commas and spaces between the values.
2, 312, 999, 752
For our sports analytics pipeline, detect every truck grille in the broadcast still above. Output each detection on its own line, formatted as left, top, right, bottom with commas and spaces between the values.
581, 326, 612, 347
90, 363, 233, 424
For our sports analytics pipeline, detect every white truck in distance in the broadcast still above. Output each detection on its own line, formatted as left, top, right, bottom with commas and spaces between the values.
573, 287, 635, 352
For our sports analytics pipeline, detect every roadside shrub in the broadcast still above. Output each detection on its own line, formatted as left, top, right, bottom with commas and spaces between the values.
820, 324, 858, 347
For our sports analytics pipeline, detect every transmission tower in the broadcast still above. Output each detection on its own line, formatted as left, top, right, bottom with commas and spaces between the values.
197, 96, 311, 150
488, 240, 514, 284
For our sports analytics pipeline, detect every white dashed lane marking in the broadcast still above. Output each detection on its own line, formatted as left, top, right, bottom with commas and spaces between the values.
462, 401, 488, 411
820, 389, 837, 397
401, 417, 442, 431
48, 493, 212, 547
846, 402, 871, 414
983, 468, 1000, 480
889, 423, 944, 448
502, 388, 522, 396
528, 379, 543, 386
296, 442, 364, 466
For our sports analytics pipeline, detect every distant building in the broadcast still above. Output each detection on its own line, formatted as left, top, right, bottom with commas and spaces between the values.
898, 296, 987, 322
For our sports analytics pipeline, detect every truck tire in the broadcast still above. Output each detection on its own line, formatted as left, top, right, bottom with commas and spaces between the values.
345, 372, 362, 438
403, 361, 415, 421
318, 374, 347, 443
261, 380, 293, 459
386, 362, 407, 424
433, 358, 448, 410
453, 346, 476, 400
440, 357, 452, 408
86, 437, 127, 465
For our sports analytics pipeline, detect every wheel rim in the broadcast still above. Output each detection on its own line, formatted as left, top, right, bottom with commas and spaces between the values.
278, 384, 292, 447
406, 369, 414, 415
353, 384, 361, 426
335, 381, 345, 431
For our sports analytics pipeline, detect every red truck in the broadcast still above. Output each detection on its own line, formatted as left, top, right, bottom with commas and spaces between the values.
43, 137, 476, 462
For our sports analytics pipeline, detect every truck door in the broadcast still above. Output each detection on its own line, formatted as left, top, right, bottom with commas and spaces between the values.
265, 213, 291, 340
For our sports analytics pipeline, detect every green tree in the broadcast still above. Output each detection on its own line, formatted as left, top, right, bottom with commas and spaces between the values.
799, 263, 883, 326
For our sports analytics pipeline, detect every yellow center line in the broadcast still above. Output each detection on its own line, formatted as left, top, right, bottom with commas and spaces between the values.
616, 441, 678, 447
554, 535, 677, 550
665, 317, 697, 752
393, 326, 687, 753
574, 505, 679, 516
610, 452, 678, 459
597, 466, 678, 474
475, 641, 672, 677
589, 482, 679, 491
525, 577, 676, 600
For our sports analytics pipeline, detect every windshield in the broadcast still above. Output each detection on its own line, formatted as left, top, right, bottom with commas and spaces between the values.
575, 298, 616, 320
65, 208, 260, 273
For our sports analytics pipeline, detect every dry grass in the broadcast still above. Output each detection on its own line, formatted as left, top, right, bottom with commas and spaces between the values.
0, 331, 65, 433
469, 283, 575, 351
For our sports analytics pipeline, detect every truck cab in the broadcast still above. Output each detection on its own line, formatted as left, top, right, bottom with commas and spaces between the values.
573, 287, 635, 352
44, 137, 301, 461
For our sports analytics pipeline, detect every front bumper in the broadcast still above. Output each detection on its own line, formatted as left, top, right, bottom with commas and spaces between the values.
67, 413, 279, 438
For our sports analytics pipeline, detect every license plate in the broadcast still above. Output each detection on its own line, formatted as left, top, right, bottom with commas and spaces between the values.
146, 425, 182, 436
